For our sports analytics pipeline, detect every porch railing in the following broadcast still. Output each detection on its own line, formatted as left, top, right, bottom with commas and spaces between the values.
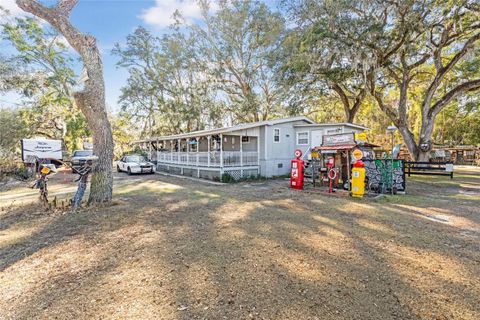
156, 151, 258, 167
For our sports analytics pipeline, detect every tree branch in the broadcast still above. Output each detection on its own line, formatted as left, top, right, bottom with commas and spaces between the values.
331, 82, 351, 120
57, 0, 78, 16
429, 79, 480, 117
349, 88, 365, 122
16, 0, 88, 57
408, 52, 430, 70
15, 0, 54, 21
367, 74, 399, 124
423, 31, 480, 113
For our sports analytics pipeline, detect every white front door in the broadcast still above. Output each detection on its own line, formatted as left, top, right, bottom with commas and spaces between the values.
311, 130, 323, 148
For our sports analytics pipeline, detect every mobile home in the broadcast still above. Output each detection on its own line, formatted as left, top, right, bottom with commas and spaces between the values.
133, 116, 367, 180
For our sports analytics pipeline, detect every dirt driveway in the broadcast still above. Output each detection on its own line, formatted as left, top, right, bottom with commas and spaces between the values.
1, 168, 479, 319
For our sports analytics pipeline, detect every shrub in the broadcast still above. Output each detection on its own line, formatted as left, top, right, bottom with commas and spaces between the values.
221, 172, 235, 183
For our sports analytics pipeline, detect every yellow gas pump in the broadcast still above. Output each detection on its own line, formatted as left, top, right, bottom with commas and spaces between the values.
351, 160, 366, 198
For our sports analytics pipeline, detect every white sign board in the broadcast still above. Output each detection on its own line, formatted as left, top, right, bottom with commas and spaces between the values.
21, 139, 62, 163
322, 133, 355, 146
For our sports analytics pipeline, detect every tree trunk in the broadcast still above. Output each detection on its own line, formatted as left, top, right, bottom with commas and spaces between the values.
74, 92, 113, 204
331, 83, 365, 123
397, 121, 434, 162
416, 116, 435, 162
17, 0, 113, 204
416, 151, 430, 162
346, 110, 355, 123
397, 124, 418, 160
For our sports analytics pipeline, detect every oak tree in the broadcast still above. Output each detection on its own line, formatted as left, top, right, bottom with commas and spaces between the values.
365, 0, 480, 160
16, 0, 114, 203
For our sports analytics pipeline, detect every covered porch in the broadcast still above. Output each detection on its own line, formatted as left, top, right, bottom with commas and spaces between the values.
133, 130, 260, 180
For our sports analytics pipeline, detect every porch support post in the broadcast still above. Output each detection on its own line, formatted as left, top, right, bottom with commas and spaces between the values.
196, 137, 200, 166
186, 138, 190, 166
207, 136, 211, 167
240, 135, 243, 167
220, 134, 224, 173
156, 139, 159, 164
346, 150, 351, 191
177, 139, 181, 164
149, 140, 152, 161
257, 135, 260, 165
170, 140, 174, 163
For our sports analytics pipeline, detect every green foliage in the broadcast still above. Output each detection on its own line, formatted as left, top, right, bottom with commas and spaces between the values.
194, 0, 286, 122
132, 146, 148, 158
2, 1, 479, 160
221, 172, 236, 183
113, 27, 224, 138
114, 0, 287, 136
1, 17, 89, 153
278, 0, 372, 122
2, 17, 75, 100
0, 108, 28, 158
435, 95, 480, 146
65, 112, 90, 151
111, 114, 134, 159
282, 0, 480, 159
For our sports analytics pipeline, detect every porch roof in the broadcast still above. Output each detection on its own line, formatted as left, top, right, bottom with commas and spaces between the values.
313, 142, 379, 151
314, 144, 357, 151
133, 116, 314, 143
293, 122, 368, 131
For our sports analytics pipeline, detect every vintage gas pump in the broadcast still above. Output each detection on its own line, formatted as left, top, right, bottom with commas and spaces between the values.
326, 157, 336, 193
290, 149, 304, 189
351, 160, 366, 198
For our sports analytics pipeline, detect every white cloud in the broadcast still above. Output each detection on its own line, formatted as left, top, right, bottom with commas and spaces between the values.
0, 0, 26, 20
52, 35, 76, 53
140, 0, 215, 28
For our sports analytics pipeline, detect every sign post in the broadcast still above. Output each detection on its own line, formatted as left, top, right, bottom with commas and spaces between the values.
352, 149, 364, 161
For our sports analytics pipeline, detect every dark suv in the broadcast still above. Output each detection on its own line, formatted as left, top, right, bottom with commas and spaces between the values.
70, 150, 94, 171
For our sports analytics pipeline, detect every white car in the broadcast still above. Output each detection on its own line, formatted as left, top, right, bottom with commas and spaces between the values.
117, 155, 155, 175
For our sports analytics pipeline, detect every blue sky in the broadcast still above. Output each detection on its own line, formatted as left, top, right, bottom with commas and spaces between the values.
71, 0, 157, 110
0, 0, 280, 112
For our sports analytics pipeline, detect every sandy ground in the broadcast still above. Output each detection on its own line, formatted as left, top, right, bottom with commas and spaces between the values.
0, 167, 479, 320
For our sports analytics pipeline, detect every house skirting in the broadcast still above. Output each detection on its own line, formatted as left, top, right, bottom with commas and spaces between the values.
156, 163, 260, 181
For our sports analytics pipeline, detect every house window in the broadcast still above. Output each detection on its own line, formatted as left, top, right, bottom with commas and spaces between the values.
273, 128, 280, 143
297, 132, 309, 145
242, 136, 250, 143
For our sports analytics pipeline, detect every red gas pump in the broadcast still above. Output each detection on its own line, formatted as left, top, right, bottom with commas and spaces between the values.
326, 157, 336, 193
290, 149, 304, 189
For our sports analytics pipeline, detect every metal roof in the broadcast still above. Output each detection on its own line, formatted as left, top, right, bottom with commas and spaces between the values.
313, 142, 379, 151
314, 144, 357, 151
133, 116, 315, 143
293, 123, 368, 130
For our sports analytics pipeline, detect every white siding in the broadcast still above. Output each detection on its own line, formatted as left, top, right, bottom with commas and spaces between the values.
261, 120, 309, 177
294, 125, 364, 150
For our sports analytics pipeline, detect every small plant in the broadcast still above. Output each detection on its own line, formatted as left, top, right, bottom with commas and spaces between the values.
14, 167, 31, 180
221, 172, 236, 183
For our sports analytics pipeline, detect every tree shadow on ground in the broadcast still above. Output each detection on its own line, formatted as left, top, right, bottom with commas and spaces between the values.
1, 172, 479, 319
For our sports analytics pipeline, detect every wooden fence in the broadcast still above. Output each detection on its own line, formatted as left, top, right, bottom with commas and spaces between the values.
404, 161, 454, 179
